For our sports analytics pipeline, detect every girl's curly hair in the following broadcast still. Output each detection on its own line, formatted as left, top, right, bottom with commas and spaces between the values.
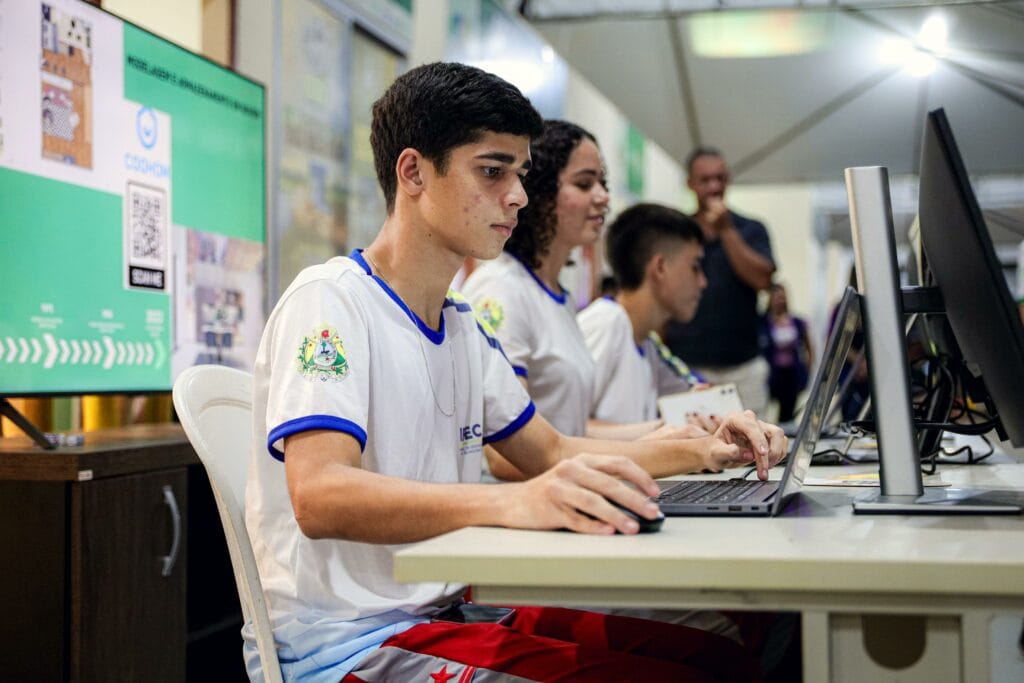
504, 120, 597, 269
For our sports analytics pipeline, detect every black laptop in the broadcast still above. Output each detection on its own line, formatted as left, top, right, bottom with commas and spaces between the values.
656, 287, 861, 516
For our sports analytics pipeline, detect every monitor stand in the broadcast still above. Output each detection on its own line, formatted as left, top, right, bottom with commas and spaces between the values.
0, 398, 57, 450
853, 488, 1022, 514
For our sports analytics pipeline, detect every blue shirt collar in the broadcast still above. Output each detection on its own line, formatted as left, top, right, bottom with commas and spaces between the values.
350, 249, 446, 345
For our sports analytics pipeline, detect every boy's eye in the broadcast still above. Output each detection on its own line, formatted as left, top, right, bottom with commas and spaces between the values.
482, 166, 502, 178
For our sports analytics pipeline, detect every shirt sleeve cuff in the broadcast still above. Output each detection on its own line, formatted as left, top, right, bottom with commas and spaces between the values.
266, 415, 368, 461
484, 401, 536, 444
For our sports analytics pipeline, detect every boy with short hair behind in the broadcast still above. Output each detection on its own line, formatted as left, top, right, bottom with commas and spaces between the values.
579, 202, 709, 424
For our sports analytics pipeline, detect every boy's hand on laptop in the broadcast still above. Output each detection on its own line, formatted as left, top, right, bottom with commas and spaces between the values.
502, 455, 661, 536
705, 411, 787, 480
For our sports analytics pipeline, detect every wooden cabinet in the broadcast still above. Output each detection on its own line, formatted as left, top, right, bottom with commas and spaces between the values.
0, 424, 244, 682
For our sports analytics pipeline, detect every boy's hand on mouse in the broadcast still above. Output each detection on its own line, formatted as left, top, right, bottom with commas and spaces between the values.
501, 454, 661, 535
704, 411, 787, 479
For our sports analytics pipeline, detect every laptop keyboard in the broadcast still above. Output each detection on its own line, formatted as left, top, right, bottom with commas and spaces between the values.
656, 479, 770, 505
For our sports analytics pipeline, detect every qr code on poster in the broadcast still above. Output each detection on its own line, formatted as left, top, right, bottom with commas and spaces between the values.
126, 181, 166, 266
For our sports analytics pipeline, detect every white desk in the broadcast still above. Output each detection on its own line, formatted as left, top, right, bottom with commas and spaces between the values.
395, 464, 1024, 682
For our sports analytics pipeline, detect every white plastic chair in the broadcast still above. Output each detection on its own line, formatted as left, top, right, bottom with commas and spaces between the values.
173, 365, 283, 683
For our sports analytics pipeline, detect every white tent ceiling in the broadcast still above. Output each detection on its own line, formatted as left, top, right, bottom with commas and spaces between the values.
516, 0, 1024, 187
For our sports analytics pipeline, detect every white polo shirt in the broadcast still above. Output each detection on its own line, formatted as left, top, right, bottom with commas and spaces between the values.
460, 252, 596, 436
246, 251, 534, 682
578, 297, 696, 423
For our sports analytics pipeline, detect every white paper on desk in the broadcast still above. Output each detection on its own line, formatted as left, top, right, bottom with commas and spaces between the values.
658, 384, 744, 426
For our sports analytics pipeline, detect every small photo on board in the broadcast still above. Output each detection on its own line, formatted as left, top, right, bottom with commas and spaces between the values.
40, 4, 93, 168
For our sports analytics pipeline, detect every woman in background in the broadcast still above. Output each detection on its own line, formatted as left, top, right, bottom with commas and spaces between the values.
760, 283, 813, 423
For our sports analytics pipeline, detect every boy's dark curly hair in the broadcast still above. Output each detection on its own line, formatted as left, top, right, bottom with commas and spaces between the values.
504, 120, 596, 269
371, 62, 543, 213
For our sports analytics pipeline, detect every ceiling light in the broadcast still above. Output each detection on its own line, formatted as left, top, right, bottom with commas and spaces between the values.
877, 16, 945, 79
918, 14, 948, 55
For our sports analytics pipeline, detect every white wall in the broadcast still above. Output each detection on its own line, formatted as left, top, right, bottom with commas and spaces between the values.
411, 0, 448, 65
563, 74, 626, 208
728, 183, 816, 313
102, 0, 202, 51
643, 141, 687, 209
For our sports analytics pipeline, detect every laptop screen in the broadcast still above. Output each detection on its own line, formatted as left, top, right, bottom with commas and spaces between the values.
771, 287, 862, 513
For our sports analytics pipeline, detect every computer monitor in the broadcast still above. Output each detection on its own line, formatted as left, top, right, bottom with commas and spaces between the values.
842, 112, 1022, 514
0, 1, 266, 447
917, 108, 1024, 446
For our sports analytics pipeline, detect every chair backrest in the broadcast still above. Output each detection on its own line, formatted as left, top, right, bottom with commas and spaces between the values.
172, 365, 283, 683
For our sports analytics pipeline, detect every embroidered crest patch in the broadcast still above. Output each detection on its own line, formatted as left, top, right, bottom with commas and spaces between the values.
476, 297, 505, 332
297, 324, 350, 382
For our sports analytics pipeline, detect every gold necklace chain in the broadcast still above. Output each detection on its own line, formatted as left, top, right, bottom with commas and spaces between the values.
364, 250, 456, 418
416, 336, 457, 418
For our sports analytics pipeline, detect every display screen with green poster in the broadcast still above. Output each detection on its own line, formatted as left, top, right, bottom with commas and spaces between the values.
0, 0, 266, 398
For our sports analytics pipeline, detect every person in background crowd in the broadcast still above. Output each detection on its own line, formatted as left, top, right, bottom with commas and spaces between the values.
663, 146, 776, 414
759, 283, 813, 423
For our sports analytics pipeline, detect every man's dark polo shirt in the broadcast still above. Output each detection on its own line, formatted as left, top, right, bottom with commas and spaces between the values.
665, 210, 774, 367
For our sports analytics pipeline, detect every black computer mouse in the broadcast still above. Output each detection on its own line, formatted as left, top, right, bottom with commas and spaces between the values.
608, 499, 665, 534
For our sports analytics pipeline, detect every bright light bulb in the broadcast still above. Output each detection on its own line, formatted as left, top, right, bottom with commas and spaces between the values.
919, 15, 948, 55
541, 46, 555, 64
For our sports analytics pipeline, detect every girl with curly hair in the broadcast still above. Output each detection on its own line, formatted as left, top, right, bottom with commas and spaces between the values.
462, 121, 692, 481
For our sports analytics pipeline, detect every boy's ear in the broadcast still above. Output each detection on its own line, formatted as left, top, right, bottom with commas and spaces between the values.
395, 148, 427, 198
648, 252, 667, 281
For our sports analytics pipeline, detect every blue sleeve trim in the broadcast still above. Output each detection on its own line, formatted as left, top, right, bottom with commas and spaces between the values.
484, 401, 536, 444
513, 365, 528, 378
266, 415, 368, 461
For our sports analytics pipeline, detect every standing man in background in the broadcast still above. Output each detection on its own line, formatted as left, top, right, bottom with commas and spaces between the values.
664, 146, 776, 415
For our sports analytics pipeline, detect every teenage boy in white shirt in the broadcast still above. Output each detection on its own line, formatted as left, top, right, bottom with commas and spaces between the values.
247, 62, 785, 683
578, 202, 709, 424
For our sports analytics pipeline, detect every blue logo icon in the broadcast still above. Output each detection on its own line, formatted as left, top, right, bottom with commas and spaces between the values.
136, 107, 157, 149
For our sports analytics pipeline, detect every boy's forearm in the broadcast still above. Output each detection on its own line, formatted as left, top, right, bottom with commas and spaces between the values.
559, 433, 710, 479
289, 461, 521, 544
586, 418, 661, 441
